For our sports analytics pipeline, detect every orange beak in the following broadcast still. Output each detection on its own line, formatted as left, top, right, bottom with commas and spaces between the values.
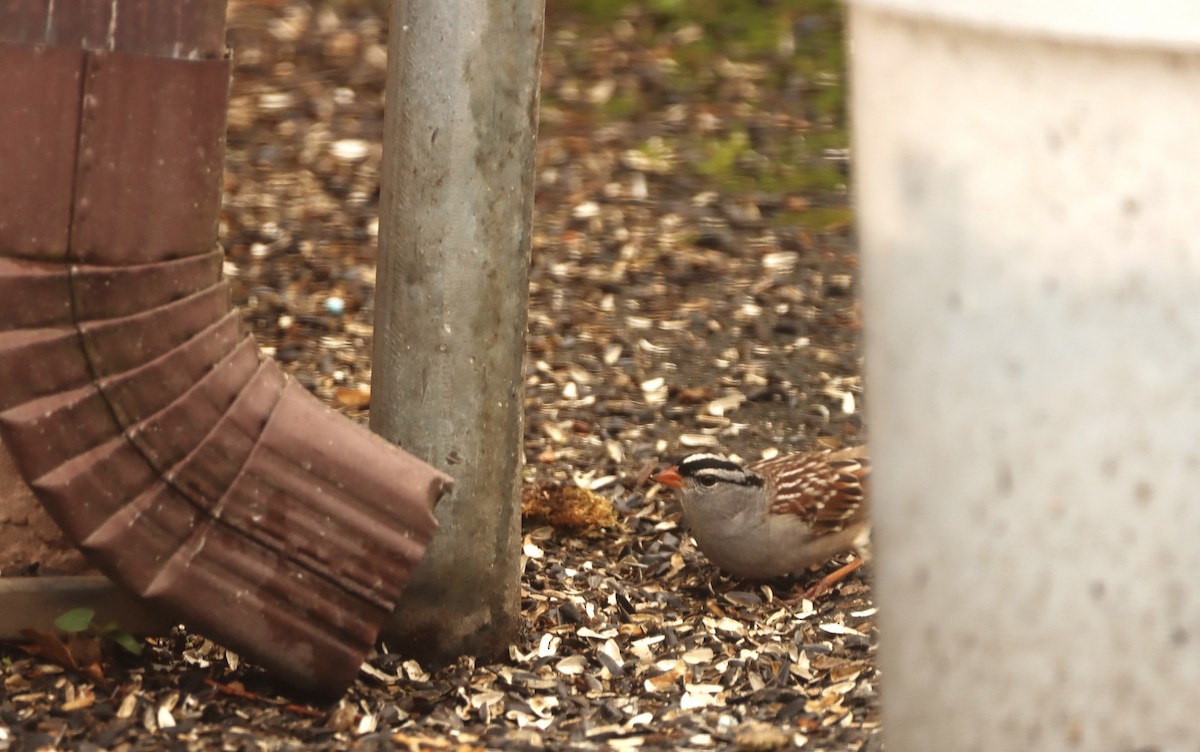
652, 466, 683, 489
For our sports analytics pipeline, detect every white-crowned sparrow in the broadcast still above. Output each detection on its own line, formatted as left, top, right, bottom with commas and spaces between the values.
652, 446, 869, 591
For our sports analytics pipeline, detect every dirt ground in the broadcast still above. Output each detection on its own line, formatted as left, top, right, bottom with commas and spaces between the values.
1, 1, 876, 749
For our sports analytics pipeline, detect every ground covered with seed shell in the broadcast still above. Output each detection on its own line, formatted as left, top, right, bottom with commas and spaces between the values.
0, 1, 876, 749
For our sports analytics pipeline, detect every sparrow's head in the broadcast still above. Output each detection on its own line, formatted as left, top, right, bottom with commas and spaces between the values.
653, 454, 765, 494
654, 454, 770, 534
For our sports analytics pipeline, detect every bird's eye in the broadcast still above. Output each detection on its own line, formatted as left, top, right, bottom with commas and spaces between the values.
697, 474, 719, 488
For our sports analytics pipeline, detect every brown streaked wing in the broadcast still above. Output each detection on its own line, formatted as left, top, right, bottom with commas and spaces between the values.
748, 448, 870, 534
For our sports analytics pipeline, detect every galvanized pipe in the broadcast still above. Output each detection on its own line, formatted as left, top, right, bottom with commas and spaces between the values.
373, 0, 545, 661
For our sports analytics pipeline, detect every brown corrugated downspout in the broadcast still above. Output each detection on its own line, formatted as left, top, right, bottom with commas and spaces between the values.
0, 10, 453, 696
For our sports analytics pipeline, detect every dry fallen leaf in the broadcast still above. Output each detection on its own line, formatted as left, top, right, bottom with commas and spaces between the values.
18, 628, 107, 688
333, 384, 371, 407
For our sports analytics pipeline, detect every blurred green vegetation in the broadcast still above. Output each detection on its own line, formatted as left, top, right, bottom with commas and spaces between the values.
548, 0, 849, 215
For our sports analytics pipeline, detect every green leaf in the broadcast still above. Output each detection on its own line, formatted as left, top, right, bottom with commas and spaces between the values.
101, 623, 144, 656
53, 608, 96, 634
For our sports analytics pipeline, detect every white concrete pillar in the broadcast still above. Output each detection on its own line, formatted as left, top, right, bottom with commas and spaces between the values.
853, 3, 1200, 750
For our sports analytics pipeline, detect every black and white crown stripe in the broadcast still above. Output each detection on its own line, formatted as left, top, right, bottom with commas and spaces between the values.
676, 454, 765, 488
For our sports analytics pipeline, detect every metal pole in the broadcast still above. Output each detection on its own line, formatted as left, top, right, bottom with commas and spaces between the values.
373, 0, 544, 662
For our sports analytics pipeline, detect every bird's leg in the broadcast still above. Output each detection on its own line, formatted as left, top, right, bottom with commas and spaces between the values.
793, 556, 864, 602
